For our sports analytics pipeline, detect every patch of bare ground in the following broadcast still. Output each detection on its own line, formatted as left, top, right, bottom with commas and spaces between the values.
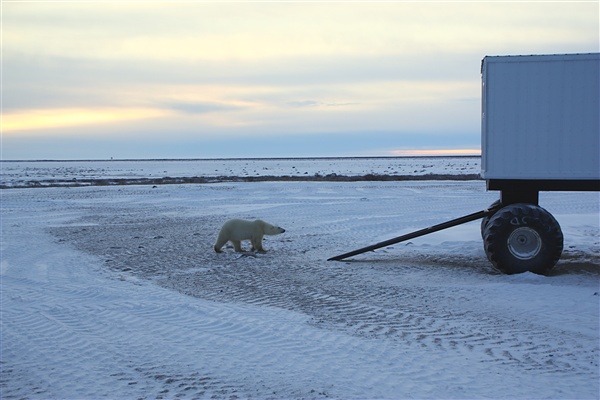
2, 173, 481, 189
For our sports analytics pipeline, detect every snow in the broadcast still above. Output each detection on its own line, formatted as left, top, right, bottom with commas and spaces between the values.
1, 158, 599, 399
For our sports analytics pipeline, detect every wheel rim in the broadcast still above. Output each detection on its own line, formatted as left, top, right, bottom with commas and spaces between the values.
507, 227, 542, 260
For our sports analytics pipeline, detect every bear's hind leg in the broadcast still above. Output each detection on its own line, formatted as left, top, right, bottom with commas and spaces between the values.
214, 239, 227, 253
232, 240, 244, 252
214, 230, 229, 253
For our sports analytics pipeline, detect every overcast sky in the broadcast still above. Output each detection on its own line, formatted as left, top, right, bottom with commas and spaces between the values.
2, 1, 598, 160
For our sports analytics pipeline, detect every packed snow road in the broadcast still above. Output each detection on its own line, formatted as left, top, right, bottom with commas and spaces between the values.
1, 181, 599, 399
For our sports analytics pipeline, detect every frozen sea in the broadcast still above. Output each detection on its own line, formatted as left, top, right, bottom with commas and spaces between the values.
1, 157, 599, 399
0, 156, 480, 188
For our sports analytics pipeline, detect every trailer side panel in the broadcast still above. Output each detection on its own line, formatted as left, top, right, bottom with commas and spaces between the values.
481, 53, 600, 181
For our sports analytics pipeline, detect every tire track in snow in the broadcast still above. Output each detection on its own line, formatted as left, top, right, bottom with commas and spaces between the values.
35, 182, 600, 398
162, 258, 596, 377
1, 275, 335, 399
48, 188, 598, 380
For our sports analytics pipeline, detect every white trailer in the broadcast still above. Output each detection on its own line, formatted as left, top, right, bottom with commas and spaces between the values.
480, 53, 599, 274
330, 53, 599, 275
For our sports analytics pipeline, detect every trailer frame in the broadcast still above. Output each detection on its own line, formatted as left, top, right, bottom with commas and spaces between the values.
328, 204, 502, 262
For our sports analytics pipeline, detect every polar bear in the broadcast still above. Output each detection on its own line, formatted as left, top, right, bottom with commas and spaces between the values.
214, 219, 285, 253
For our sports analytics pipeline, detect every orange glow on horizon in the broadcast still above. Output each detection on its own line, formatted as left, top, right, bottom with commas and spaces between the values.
390, 149, 481, 156
2, 107, 172, 134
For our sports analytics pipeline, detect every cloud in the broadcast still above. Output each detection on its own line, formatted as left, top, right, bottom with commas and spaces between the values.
5, 2, 597, 62
286, 100, 359, 108
2, 1, 598, 159
163, 102, 244, 115
2, 107, 172, 134
286, 100, 321, 108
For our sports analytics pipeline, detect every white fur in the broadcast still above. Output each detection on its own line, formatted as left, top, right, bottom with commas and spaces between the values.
214, 219, 285, 253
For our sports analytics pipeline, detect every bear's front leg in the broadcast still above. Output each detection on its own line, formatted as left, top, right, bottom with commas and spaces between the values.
251, 237, 266, 253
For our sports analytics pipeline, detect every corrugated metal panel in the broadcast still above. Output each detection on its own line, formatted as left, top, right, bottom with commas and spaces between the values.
481, 53, 599, 180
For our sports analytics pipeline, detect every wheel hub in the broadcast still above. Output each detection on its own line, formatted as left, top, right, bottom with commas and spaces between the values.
508, 227, 542, 260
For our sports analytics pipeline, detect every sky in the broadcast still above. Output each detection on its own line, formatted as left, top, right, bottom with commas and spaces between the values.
1, 1, 598, 160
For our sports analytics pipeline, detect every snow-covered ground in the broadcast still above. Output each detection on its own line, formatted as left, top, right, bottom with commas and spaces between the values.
1, 159, 599, 399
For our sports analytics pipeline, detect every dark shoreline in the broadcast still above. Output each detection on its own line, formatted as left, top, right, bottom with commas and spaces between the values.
1, 173, 482, 189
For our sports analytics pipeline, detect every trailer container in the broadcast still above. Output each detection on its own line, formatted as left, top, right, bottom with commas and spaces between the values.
481, 53, 599, 197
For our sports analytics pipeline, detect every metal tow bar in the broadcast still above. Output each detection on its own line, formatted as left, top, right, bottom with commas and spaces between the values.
328, 206, 501, 262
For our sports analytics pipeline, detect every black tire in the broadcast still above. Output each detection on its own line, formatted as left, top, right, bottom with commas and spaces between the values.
480, 199, 502, 239
483, 203, 563, 275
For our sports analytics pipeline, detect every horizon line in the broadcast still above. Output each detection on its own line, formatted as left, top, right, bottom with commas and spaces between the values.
0, 154, 482, 163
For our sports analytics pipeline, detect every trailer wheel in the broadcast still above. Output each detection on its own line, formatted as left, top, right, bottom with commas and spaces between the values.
483, 203, 563, 275
480, 199, 502, 239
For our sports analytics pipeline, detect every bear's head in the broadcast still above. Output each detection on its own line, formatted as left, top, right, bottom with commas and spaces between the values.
265, 224, 285, 236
